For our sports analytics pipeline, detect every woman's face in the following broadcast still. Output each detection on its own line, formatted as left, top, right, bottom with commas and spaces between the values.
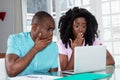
72, 17, 87, 38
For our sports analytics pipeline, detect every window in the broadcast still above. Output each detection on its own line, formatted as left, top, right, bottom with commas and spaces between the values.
101, 0, 120, 67
26, 0, 48, 31
23, 0, 120, 67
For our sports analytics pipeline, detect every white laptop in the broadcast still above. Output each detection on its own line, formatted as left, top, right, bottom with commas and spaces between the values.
62, 45, 106, 74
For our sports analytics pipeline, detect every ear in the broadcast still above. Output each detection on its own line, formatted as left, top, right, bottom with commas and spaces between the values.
31, 23, 37, 31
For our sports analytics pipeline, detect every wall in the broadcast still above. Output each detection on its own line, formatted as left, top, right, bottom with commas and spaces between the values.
0, 0, 23, 53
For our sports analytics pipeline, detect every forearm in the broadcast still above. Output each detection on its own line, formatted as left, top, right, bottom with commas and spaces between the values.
65, 53, 74, 70
106, 55, 115, 65
106, 50, 115, 65
7, 47, 38, 77
49, 68, 58, 72
61, 51, 74, 71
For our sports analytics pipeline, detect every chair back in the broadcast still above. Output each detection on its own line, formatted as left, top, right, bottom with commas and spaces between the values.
58, 56, 61, 71
0, 53, 5, 58
0, 58, 8, 80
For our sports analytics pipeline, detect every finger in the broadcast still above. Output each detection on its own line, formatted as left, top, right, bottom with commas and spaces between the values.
80, 33, 84, 37
43, 36, 52, 42
43, 39, 52, 45
77, 33, 81, 38
69, 39, 73, 45
36, 33, 41, 41
76, 33, 81, 41
43, 36, 52, 43
48, 35, 53, 40
77, 33, 84, 39
81, 33, 83, 38
75, 33, 84, 44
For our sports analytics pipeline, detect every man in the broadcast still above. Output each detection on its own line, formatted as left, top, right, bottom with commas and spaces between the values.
6, 11, 58, 77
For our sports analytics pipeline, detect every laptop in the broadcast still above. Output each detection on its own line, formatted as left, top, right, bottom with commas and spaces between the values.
62, 45, 106, 74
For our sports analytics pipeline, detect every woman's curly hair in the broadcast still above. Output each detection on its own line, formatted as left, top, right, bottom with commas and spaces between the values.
58, 7, 98, 48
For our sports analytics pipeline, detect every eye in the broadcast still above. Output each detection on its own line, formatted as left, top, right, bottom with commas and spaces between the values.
47, 28, 50, 31
47, 28, 54, 31
76, 26, 79, 28
83, 26, 87, 28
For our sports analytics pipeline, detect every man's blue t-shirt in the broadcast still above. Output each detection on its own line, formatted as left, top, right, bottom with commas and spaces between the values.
6, 32, 58, 76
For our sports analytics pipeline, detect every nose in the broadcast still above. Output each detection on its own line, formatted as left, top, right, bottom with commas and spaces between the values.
78, 27, 83, 33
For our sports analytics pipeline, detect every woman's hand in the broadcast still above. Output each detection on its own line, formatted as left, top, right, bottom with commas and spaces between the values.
70, 33, 84, 50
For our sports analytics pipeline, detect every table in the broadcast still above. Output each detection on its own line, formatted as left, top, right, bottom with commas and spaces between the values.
35, 65, 118, 80
8, 65, 120, 80
56, 65, 116, 80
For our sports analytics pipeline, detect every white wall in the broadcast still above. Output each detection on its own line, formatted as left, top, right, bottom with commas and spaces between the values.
0, 0, 23, 53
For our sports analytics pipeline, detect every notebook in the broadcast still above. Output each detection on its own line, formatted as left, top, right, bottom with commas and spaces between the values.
62, 46, 106, 74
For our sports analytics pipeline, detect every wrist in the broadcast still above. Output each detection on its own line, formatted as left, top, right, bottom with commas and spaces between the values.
32, 46, 39, 53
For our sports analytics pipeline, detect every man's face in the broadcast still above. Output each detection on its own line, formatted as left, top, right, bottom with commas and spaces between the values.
34, 17, 55, 40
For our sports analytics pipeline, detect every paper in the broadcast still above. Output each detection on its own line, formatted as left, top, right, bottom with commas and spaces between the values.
8, 75, 61, 80
55, 73, 112, 80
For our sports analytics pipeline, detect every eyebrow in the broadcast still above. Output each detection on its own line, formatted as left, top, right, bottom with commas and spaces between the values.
76, 22, 86, 24
74, 23, 86, 26
48, 26, 55, 30
51, 27, 55, 30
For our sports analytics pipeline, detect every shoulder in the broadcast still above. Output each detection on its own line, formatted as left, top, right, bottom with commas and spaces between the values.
57, 40, 62, 44
9, 32, 29, 38
8, 32, 30, 40
56, 40, 71, 55
46, 42, 58, 50
93, 37, 103, 45
56, 40, 70, 49
50, 42, 58, 47
56, 40, 64, 47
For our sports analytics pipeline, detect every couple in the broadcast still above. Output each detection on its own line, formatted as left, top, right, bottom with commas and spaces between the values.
5, 7, 115, 77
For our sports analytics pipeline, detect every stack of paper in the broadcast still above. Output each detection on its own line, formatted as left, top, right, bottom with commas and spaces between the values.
8, 75, 61, 80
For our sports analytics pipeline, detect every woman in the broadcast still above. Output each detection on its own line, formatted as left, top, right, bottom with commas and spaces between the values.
57, 7, 115, 71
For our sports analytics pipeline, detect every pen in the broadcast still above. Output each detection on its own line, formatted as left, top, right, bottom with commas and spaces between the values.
27, 75, 42, 79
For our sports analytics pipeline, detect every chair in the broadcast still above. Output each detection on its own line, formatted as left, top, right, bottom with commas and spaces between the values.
58, 56, 61, 71
0, 53, 8, 80
0, 53, 5, 58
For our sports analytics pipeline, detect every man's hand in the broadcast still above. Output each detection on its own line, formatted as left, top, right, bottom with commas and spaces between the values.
34, 33, 52, 52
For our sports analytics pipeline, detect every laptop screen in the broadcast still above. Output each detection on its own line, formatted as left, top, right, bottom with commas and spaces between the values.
74, 46, 106, 73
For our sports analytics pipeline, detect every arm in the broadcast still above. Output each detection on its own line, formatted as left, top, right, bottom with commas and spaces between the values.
59, 53, 74, 71
99, 43, 115, 66
49, 51, 58, 72
106, 50, 115, 65
6, 33, 52, 77
59, 33, 84, 71
6, 47, 38, 77
49, 68, 58, 72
